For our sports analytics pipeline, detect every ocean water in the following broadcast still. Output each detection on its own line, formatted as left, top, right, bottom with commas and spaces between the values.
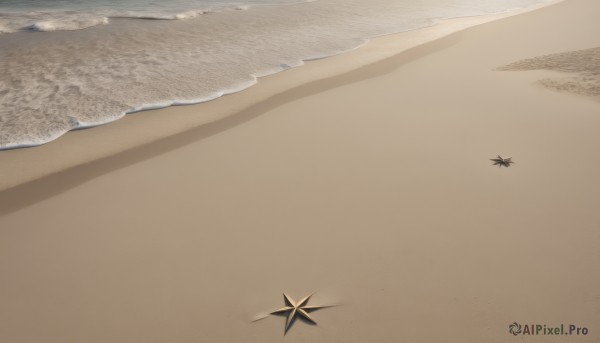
0, 0, 550, 149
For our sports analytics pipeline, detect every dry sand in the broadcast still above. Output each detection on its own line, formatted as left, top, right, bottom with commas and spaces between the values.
1, 0, 599, 342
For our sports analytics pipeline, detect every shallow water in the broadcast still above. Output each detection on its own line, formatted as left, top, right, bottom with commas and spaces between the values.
0, 0, 550, 149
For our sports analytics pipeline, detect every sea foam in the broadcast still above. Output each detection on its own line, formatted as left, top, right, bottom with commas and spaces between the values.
0, 0, 553, 149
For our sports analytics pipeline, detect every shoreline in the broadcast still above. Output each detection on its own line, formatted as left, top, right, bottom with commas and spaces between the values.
0, 0, 562, 191
0, 0, 598, 341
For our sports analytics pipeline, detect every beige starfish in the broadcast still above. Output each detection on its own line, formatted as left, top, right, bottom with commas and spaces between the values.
490, 155, 515, 167
271, 293, 328, 334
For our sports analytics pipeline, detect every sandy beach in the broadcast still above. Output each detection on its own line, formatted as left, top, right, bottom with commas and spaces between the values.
0, 0, 599, 342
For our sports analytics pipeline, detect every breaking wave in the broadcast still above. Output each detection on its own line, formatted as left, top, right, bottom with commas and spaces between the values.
0, 0, 308, 33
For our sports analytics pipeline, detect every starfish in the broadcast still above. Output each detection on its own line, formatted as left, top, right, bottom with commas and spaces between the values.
490, 155, 514, 167
271, 293, 328, 334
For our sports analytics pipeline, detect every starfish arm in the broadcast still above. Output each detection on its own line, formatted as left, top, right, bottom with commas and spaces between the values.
283, 293, 296, 307
285, 308, 297, 332
251, 314, 271, 322
271, 306, 293, 314
297, 293, 314, 307
297, 308, 317, 324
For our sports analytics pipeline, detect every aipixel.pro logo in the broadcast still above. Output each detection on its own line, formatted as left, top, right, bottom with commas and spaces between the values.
509, 322, 589, 336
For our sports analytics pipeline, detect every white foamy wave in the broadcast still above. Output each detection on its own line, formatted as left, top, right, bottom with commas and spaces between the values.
0, 0, 554, 150
0, 0, 305, 33
174, 11, 204, 19
0, 10, 210, 33
111, 9, 214, 20
27, 17, 109, 32
0, 11, 111, 33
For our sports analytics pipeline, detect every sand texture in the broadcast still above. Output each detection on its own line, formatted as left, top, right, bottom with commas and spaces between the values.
0, 0, 599, 342
499, 46, 600, 100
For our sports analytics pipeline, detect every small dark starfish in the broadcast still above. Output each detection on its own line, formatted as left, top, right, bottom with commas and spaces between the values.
490, 155, 514, 167
270, 293, 329, 334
